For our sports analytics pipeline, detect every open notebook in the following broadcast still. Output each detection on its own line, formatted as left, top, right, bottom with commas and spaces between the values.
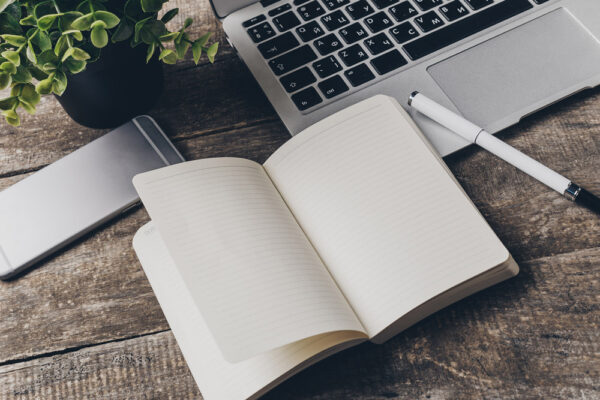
132, 95, 518, 400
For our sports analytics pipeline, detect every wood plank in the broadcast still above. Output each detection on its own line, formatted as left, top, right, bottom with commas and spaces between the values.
1, 246, 598, 399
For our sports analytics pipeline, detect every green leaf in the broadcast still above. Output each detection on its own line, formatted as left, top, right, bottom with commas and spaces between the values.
2, 109, 20, 126
0, 96, 17, 110
53, 35, 68, 56
28, 65, 48, 80
19, 98, 36, 115
1, 50, 20, 65
52, 70, 67, 95
0, 0, 15, 14
19, 83, 40, 105
0, 13, 22, 35
0, 61, 16, 74
26, 41, 36, 63
37, 49, 57, 64
141, 0, 164, 13
1, 34, 26, 46
35, 76, 53, 94
31, 30, 52, 51
37, 14, 59, 30
90, 25, 108, 48
64, 58, 86, 73
19, 15, 37, 26
159, 32, 178, 42
71, 47, 90, 60
124, 0, 146, 19
61, 11, 85, 30
183, 17, 192, 29
12, 65, 32, 83
33, 1, 55, 19
93, 10, 120, 29
161, 8, 178, 24
62, 29, 83, 41
145, 42, 155, 63
71, 13, 93, 30
196, 32, 211, 48
111, 21, 133, 42
206, 42, 218, 63
192, 39, 202, 64
134, 17, 149, 42
174, 38, 189, 59
146, 20, 166, 36
158, 48, 177, 64
0, 72, 11, 89
61, 47, 74, 61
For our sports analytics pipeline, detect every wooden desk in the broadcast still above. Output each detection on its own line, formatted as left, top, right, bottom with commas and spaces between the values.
0, 0, 598, 398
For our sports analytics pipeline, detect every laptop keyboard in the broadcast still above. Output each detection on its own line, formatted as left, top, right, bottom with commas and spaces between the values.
244, 0, 549, 112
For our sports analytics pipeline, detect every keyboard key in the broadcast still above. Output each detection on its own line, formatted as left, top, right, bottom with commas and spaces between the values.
318, 75, 349, 98
312, 55, 343, 77
403, 0, 533, 60
273, 11, 301, 31
298, 1, 326, 20
314, 33, 344, 54
268, 3, 292, 16
439, 0, 470, 21
269, 45, 317, 75
339, 22, 369, 43
388, 1, 419, 22
323, 0, 350, 10
464, 0, 493, 10
291, 87, 322, 110
338, 43, 368, 66
258, 32, 300, 58
242, 14, 266, 28
321, 10, 350, 30
294, 0, 311, 5
413, 0, 443, 11
344, 63, 375, 86
364, 32, 394, 54
370, 49, 407, 74
364, 11, 394, 32
247, 22, 276, 42
260, 0, 280, 7
346, 0, 375, 19
280, 67, 317, 92
414, 10, 445, 32
389, 21, 419, 43
296, 21, 325, 41
372, 0, 399, 9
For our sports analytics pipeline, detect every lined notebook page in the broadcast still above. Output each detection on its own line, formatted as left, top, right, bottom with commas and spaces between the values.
132, 158, 364, 362
264, 95, 509, 339
133, 222, 366, 400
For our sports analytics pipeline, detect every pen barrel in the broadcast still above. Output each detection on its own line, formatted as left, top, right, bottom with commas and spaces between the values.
410, 94, 482, 142
475, 132, 571, 194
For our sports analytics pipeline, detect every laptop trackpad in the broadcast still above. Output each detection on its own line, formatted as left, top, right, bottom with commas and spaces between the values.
427, 8, 600, 130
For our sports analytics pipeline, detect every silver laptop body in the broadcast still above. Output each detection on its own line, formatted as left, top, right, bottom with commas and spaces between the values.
217, 0, 600, 156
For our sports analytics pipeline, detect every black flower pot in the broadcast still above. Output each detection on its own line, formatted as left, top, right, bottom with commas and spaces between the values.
55, 41, 164, 129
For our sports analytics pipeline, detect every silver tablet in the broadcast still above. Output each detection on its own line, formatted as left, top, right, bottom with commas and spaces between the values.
0, 116, 184, 279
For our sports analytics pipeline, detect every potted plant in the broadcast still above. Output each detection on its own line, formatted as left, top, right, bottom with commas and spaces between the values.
0, 0, 218, 128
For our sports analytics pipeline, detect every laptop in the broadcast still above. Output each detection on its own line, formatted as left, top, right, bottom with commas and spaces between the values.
217, 0, 600, 156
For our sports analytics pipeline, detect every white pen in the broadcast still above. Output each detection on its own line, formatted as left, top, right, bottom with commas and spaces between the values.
408, 91, 600, 215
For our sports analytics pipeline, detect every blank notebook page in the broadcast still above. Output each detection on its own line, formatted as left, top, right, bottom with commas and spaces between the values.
133, 158, 364, 362
264, 95, 509, 338
133, 222, 365, 400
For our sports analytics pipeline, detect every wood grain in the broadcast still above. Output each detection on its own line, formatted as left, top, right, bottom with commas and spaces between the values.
0, 0, 598, 397
1, 247, 597, 399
